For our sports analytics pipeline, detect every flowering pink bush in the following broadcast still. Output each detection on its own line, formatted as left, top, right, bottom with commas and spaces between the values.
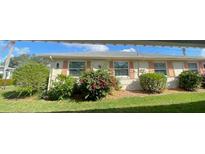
78, 70, 112, 101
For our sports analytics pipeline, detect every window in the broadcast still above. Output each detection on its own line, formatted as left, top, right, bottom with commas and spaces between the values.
188, 63, 198, 72
203, 64, 205, 69
69, 61, 86, 76
114, 61, 129, 76
154, 63, 167, 75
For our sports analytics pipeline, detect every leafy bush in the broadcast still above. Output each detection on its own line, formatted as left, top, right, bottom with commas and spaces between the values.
13, 62, 49, 96
109, 75, 122, 91
47, 75, 76, 100
78, 70, 112, 101
0, 79, 14, 86
201, 74, 205, 88
139, 73, 167, 93
179, 71, 202, 91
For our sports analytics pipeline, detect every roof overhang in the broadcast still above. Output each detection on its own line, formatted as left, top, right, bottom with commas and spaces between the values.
40, 40, 205, 48
39, 53, 205, 61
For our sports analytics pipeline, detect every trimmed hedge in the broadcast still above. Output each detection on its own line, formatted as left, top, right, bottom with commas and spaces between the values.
0, 79, 14, 86
179, 71, 202, 91
139, 73, 167, 93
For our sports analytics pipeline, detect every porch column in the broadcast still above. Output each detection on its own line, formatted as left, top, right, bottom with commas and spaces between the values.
184, 62, 189, 71
129, 61, 135, 79
86, 60, 91, 71
148, 61, 155, 73
167, 61, 175, 77
61, 60, 68, 76
199, 61, 204, 74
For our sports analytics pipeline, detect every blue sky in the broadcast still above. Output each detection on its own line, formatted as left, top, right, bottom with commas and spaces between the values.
0, 41, 205, 62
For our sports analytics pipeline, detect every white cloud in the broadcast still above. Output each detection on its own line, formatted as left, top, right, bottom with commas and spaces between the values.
200, 49, 205, 56
0, 41, 7, 50
121, 48, 137, 52
62, 43, 109, 52
14, 47, 30, 55
0, 41, 30, 55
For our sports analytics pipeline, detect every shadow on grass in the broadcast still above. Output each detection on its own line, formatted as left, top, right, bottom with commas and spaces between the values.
51, 100, 205, 113
2, 91, 29, 99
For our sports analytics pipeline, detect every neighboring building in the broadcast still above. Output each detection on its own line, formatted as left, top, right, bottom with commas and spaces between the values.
0, 66, 15, 79
39, 52, 205, 90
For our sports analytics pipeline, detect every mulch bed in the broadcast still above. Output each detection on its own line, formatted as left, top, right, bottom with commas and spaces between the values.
106, 88, 205, 100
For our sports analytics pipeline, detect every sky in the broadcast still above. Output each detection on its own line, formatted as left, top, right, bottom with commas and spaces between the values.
0, 40, 205, 62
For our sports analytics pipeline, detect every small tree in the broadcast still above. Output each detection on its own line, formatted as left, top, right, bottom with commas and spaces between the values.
13, 62, 49, 96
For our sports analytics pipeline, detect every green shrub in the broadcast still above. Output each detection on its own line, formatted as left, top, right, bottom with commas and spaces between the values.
109, 75, 122, 91
179, 71, 202, 91
201, 74, 205, 88
0, 79, 14, 86
47, 75, 76, 100
13, 62, 49, 96
139, 73, 167, 93
78, 70, 112, 101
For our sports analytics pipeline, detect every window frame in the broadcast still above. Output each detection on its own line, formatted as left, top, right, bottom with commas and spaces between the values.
69, 60, 86, 76
154, 62, 167, 75
187, 62, 198, 72
113, 61, 129, 77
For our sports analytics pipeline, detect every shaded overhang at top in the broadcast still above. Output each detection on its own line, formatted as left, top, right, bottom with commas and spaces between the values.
45, 40, 205, 48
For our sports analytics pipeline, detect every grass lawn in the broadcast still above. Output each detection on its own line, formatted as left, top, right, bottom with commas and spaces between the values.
1, 86, 205, 113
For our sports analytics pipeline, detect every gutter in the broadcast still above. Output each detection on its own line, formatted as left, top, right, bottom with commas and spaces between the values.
38, 55, 205, 61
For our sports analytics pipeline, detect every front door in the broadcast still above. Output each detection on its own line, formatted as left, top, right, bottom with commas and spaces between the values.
134, 61, 149, 78
173, 62, 184, 76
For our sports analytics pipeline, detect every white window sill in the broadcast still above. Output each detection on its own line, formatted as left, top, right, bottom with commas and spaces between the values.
116, 76, 130, 79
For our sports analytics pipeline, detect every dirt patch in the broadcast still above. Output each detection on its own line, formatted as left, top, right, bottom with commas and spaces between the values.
106, 88, 205, 100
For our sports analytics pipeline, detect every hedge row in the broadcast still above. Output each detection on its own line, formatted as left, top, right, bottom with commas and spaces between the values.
10, 62, 205, 101
12, 62, 121, 101
46, 70, 121, 101
139, 71, 204, 93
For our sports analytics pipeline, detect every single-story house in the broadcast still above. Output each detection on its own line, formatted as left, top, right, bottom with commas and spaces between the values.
40, 52, 205, 90
0, 66, 15, 79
